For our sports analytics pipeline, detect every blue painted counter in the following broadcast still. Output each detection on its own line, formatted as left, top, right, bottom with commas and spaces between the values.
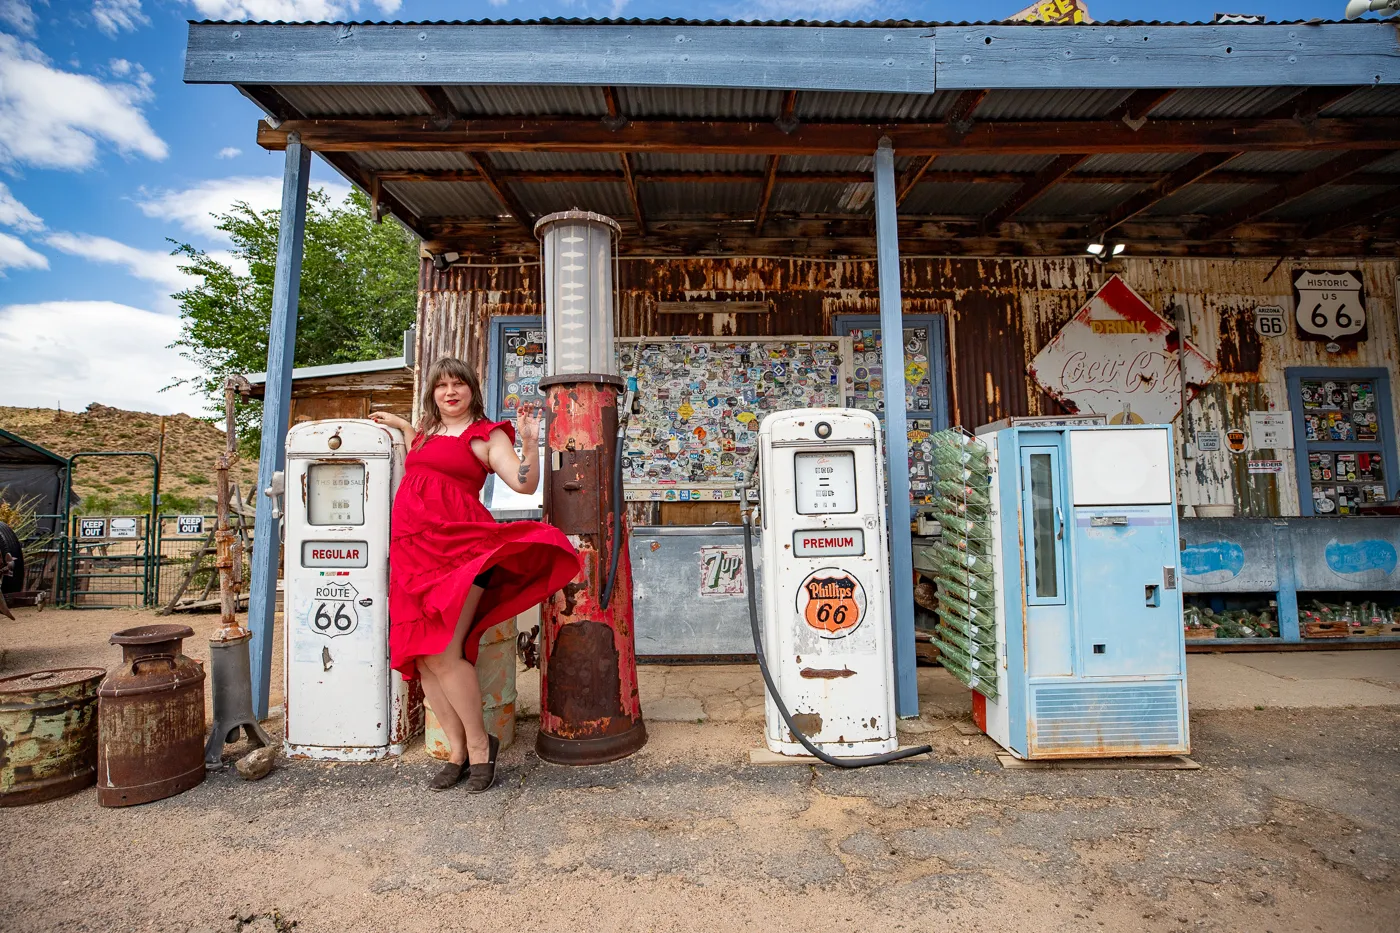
1180, 517, 1400, 644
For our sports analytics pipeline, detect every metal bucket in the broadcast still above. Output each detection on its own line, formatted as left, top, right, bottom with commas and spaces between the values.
98, 623, 206, 807
425, 615, 518, 760
0, 668, 105, 807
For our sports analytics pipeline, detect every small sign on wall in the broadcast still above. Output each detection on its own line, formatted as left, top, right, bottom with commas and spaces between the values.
1294, 271, 1366, 343
1253, 305, 1286, 338
78, 517, 107, 539
1196, 431, 1221, 452
1248, 411, 1294, 450
1248, 459, 1284, 475
109, 517, 138, 539
699, 545, 746, 597
1226, 429, 1248, 453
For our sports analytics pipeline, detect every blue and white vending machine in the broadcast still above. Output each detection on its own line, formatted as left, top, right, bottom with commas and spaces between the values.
974, 424, 1190, 759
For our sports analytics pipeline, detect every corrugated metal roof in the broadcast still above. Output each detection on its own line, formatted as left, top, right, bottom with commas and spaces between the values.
901, 183, 1020, 216
1322, 85, 1400, 117
1367, 151, 1400, 173
443, 84, 607, 117
1259, 185, 1388, 222
514, 181, 633, 218
1224, 151, 1342, 173
278, 84, 429, 117
973, 88, 1131, 121
779, 154, 877, 173
931, 153, 1059, 173
489, 151, 621, 172
1142, 183, 1261, 217
795, 90, 954, 121
632, 153, 768, 173
772, 182, 871, 215
355, 151, 476, 172
1025, 183, 1152, 217
1148, 86, 1301, 119
640, 181, 762, 217
1075, 153, 1195, 173
617, 86, 783, 119
389, 181, 503, 219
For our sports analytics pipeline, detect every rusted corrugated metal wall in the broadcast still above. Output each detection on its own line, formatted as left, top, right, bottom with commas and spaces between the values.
418, 255, 1400, 517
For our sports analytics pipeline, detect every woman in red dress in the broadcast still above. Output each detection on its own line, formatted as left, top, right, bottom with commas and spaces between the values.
371, 358, 579, 792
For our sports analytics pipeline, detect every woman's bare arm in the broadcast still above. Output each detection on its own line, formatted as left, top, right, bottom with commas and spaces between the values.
486, 406, 542, 494
369, 411, 416, 447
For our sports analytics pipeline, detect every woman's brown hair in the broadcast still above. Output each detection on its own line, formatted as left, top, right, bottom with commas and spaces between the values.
415, 357, 487, 447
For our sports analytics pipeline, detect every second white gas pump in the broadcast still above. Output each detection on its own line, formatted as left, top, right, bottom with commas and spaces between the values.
753, 409, 902, 759
279, 419, 420, 761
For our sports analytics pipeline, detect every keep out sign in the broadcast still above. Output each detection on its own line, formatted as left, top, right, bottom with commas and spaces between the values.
796, 568, 867, 638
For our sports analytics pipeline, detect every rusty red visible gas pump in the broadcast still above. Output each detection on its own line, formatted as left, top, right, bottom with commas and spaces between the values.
533, 211, 646, 764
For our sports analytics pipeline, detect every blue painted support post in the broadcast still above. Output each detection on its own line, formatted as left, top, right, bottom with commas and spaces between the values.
873, 138, 919, 719
247, 135, 311, 720
1273, 521, 1301, 643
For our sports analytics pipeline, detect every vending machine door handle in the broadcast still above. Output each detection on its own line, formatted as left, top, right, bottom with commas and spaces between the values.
1056, 505, 1064, 541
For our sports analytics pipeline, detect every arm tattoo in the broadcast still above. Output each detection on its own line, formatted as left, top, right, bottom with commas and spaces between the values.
517, 461, 530, 485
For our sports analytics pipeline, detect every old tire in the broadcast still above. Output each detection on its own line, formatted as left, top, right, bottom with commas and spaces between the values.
0, 520, 23, 594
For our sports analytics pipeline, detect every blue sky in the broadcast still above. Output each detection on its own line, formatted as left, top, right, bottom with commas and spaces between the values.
0, 0, 1368, 417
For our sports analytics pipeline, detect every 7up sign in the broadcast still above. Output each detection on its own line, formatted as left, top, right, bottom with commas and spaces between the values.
1294, 271, 1366, 343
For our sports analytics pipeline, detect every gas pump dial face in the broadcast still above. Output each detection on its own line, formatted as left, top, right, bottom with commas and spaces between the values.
307, 462, 366, 525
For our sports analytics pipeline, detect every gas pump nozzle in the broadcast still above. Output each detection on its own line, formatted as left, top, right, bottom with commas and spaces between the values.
264, 471, 285, 520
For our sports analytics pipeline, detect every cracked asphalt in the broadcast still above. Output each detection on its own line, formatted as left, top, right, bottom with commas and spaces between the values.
3, 705, 1397, 933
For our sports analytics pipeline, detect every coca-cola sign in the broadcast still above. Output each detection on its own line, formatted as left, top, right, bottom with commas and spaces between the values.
1028, 275, 1216, 425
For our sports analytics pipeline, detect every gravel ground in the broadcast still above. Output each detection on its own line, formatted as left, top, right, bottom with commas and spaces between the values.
3, 608, 1398, 933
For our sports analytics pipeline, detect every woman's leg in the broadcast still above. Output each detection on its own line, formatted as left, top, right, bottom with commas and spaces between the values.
418, 663, 468, 765
420, 584, 491, 765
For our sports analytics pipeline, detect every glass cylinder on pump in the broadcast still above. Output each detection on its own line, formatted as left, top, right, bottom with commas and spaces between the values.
536, 211, 621, 378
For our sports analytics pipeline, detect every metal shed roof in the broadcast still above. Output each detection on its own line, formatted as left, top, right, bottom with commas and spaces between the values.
188, 19, 1400, 259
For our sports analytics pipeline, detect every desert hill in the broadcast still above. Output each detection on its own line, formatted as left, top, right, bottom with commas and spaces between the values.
1, 404, 259, 516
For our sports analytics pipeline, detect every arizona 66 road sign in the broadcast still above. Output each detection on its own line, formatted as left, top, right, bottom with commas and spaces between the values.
1293, 271, 1366, 342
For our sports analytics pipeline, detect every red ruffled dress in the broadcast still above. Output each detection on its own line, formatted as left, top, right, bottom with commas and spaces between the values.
388, 419, 580, 678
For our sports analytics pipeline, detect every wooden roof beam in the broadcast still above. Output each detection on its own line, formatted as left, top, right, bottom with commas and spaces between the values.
1092, 151, 1240, 237
755, 156, 781, 234
945, 90, 988, 133
981, 154, 1088, 232
1305, 185, 1400, 238
896, 157, 936, 205
620, 152, 646, 235
369, 167, 1400, 187
415, 85, 458, 125
1264, 85, 1366, 121
256, 116, 1400, 155
468, 152, 534, 233
776, 90, 799, 133
602, 86, 628, 130
1118, 89, 1178, 130
1198, 149, 1396, 239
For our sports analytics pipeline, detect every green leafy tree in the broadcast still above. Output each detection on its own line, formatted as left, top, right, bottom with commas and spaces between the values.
171, 188, 420, 448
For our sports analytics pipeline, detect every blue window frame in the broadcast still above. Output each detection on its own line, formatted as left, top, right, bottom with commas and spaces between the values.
486, 315, 545, 422
1021, 445, 1068, 606
1286, 367, 1399, 516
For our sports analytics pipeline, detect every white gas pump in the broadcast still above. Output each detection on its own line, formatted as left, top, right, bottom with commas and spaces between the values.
279, 419, 420, 761
752, 409, 909, 760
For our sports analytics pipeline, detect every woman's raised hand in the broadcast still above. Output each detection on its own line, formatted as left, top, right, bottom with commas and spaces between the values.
370, 411, 409, 432
516, 404, 542, 445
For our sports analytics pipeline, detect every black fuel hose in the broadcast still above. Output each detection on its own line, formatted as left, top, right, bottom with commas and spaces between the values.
741, 508, 932, 768
600, 432, 624, 610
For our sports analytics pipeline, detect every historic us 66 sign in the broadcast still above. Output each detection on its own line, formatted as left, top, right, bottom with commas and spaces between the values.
1293, 271, 1366, 343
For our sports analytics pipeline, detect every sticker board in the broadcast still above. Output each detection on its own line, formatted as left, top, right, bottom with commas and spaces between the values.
619, 336, 852, 493
1028, 275, 1217, 425
497, 325, 547, 418
843, 322, 940, 505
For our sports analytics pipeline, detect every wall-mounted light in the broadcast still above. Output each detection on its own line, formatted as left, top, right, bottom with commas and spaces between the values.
1347, 0, 1400, 19
1086, 239, 1126, 263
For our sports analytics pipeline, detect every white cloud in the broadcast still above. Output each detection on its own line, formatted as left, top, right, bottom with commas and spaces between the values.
217, 146, 242, 159
0, 33, 167, 171
0, 181, 43, 232
0, 230, 47, 273
185, 1, 402, 19
45, 232, 193, 292
0, 300, 206, 415
94, 1, 148, 36
135, 175, 351, 243
0, 1, 37, 38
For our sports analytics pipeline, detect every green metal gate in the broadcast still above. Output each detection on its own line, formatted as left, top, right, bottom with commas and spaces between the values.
153, 514, 219, 607
63, 452, 159, 609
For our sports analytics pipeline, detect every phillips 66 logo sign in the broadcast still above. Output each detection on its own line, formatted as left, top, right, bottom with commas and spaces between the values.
1294, 271, 1366, 343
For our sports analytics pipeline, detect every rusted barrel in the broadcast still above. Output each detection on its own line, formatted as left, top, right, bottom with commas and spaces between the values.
0, 668, 104, 807
425, 615, 518, 760
97, 623, 206, 807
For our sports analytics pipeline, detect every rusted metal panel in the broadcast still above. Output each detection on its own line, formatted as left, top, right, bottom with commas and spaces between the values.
0, 668, 104, 807
537, 376, 646, 764
97, 624, 206, 807
417, 255, 1400, 517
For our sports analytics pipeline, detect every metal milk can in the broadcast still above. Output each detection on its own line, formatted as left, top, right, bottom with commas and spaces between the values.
0, 668, 105, 807
97, 623, 207, 807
